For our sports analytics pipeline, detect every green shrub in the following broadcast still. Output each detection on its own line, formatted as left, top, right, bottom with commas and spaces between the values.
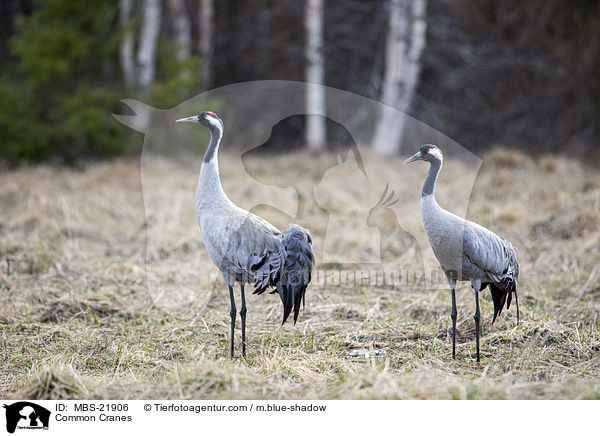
0, 0, 202, 165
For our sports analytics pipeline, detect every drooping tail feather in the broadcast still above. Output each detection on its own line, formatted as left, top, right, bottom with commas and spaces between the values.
277, 224, 314, 325
513, 279, 520, 324
489, 276, 518, 324
489, 284, 506, 324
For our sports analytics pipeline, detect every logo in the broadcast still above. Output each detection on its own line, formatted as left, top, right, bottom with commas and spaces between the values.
3, 402, 50, 434
113, 80, 482, 305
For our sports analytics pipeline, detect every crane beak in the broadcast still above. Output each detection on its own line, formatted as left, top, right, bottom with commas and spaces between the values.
175, 115, 199, 123
403, 152, 421, 164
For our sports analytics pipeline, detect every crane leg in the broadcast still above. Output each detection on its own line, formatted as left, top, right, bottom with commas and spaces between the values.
450, 285, 457, 359
228, 285, 236, 358
473, 289, 481, 363
240, 284, 247, 357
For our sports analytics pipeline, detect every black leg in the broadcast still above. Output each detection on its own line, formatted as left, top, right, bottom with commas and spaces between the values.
450, 285, 457, 359
474, 289, 481, 363
228, 285, 236, 358
240, 284, 247, 357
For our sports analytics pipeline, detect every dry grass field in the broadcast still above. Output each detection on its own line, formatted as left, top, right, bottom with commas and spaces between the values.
1, 148, 599, 399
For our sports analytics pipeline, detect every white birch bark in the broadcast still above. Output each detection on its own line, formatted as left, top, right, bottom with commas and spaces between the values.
137, 0, 162, 90
199, 0, 214, 90
119, 0, 136, 88
403, 0, 427, 128
305, 0, 326, 152
169, 0, 191, 80
373, 0, 428, 156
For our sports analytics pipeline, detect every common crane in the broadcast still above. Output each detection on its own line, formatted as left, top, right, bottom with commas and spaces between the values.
176, 111, 314, 358
404, 144, 520, 362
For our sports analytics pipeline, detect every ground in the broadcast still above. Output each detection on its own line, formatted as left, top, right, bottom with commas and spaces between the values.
0, 148, 599, 399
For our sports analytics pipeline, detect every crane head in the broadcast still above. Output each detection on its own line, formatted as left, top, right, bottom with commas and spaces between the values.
176, 111, 223, 130
403, 144, 442, 164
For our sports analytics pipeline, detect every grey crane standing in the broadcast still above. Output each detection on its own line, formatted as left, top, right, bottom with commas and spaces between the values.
176, 111, 314, 358
404, 144, 519, 362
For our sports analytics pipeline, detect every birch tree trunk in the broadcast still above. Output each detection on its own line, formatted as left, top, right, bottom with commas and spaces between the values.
137, 0, 161, 90
372, 0, 428, 156
199, 0, 214, 90
119, 0, 136, 88
305, 0, 326, 152
169, 0, 191, 81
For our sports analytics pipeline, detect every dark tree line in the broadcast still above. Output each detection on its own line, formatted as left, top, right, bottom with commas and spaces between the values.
209, 0, 599, 156
419, 0, 600, 156
0, 0, 598, 163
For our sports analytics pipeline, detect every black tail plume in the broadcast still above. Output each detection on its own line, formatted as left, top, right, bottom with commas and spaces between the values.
277, 224, 314, 325
489, 276, 518, 324
505, 276, 519, 324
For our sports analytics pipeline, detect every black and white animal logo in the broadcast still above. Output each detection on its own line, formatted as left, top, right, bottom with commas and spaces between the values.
3, 402, 50, 434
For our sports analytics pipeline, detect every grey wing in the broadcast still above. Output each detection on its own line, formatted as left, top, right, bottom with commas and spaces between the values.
463, 222, 519, 283
220, 213, 284, 286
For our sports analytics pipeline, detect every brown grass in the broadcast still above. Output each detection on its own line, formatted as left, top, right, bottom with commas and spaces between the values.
0, 149, 599, 399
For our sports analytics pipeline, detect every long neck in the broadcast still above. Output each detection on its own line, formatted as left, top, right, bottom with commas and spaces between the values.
196, 127, 230, 211
203, 125, 222, 163
422, 158, 442, 198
